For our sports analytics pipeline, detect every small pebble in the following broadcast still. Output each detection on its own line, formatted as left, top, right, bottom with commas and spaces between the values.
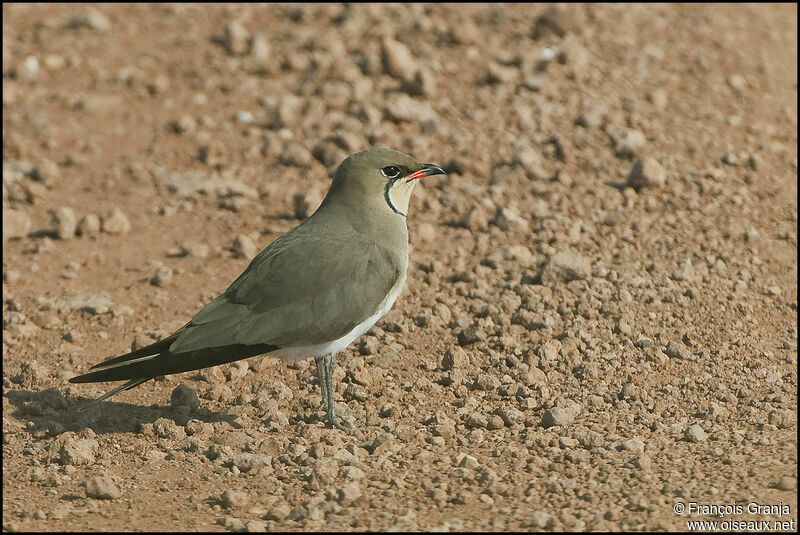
83, 475, 121, 500
220, 489, 249, 508
232, 235, 257, 259
102, 208, 131, 235
685, 424, 706, 443
52, 207, 77, 240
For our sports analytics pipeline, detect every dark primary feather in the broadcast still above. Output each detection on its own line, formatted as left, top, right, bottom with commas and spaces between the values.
68, 337, 278, 384
84, 332, 180, 371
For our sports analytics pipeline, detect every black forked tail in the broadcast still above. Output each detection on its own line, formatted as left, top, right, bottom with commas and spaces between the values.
78, 377, 151, 412
70, 334, 279, 406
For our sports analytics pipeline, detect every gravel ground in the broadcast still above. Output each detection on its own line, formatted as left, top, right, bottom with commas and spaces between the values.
2, 3, 797, 532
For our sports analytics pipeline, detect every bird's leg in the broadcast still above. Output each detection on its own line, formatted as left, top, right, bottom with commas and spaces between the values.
323, 354, 349, 430
314, 355, 328, 414
314, 354, 350, 431
314, 356, 333, 414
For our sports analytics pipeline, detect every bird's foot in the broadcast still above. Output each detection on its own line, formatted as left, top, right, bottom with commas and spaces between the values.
323, 405, 355, 432
327, 414, 353, 432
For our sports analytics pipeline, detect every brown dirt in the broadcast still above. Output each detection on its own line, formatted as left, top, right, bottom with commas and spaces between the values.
2, 3, 797, 532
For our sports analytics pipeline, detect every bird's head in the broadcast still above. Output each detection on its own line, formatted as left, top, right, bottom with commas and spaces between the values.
328, 147, 445, 217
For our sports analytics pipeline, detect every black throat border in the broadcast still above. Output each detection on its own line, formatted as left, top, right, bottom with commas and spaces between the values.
384, 178, 407, 217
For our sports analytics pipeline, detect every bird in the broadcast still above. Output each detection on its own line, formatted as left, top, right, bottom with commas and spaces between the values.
69, 147, 445, 430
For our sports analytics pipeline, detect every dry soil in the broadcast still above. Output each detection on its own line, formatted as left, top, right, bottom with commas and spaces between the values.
2, 3, 797, 532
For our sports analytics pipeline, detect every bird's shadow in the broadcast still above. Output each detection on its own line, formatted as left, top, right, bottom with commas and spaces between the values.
5, 387, 239, 436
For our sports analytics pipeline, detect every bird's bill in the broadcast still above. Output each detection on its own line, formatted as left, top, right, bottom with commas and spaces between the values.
405, 163, 445, 181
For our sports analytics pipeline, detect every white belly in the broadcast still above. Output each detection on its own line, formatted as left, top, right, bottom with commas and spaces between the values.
269, 273, 406, 361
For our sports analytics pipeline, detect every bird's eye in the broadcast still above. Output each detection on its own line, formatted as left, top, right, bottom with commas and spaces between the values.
381, 165, 401, 179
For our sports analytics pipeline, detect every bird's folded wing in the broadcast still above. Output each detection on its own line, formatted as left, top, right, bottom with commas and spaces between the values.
169, 231, 403, 353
